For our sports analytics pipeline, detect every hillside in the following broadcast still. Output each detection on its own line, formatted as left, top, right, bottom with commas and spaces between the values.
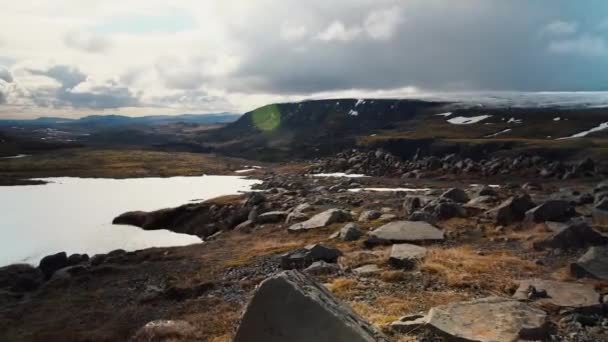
203, 99, 608, 162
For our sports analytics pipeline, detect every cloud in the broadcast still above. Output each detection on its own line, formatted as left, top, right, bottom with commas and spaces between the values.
317, 21, 362, 42
0, 67, 13, 83
280, 25, 309, 41
64, 31, 111, 53
364, 7, 404, 40
28, 65, 87, 89
542, 20, 578, 35
548, 35, 608, 57
0, 90, 5, 104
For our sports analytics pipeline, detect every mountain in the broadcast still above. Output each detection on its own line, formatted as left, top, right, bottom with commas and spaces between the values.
0, 113, 241, 128
203, 99, 608, 161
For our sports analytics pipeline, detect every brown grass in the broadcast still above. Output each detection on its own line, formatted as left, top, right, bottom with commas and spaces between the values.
421, 246, 539, 293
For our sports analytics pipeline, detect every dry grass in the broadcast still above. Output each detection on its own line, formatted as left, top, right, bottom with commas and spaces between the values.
421, 246, 539, 293
327, 277, 359, 296
379, 271, 408, 283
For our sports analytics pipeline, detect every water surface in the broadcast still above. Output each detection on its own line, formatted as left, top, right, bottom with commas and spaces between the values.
0, 176, 260, 266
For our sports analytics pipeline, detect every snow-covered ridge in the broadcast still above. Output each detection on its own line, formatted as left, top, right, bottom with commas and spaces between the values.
484, 129, 512, 138
557, 122, 608, 140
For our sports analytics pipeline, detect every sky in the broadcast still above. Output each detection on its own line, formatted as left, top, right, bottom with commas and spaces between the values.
1, 0, 608, 119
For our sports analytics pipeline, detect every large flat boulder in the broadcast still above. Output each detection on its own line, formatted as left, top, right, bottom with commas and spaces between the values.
533, 220, 608, 250
257, 211, 288, 224
288, 209, 352, 233
392, 297, 548, 342
513, 279, 600, 310
388, 244, 427, 269
367, 221, 444, 245
234, 270, 387, 342
571, 246, 608, 280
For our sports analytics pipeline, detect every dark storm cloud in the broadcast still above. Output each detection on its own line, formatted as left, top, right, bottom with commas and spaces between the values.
26, 65, 140, 109
227, 0, 608, 94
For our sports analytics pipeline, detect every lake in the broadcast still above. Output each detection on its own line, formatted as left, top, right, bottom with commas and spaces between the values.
0, 176, 260, 266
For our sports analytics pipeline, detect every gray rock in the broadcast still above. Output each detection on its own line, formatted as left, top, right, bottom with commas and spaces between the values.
234, 220, 254, 233
433, 201, 467, 220
486, 194, 535, 225
285, 211, 309, 224
394, 297, 549, 342
440, 188, 470, 203
0, 264, 44, 292
403, 196, 434, 215
131, 320, 198, 342
304, 261, 341, 276
288, 209, 352, 233
352, 264, 382, 276
477, 186, 498, 197
358, 210, 382, 222
388, 244, 427, 269
367, 221, 444, 245
571, 246, 608, 280
38, 252, 69, 279
593, 208, 608, 226
281, 244, 342, 270
339, 223, 364, 241
234, 270, 387, 342
513, 279, 600, 310
524, 200, 575, 224
534, 220, 608, 250
257, 211, 288, 224
377, 213, 398, 222
464, 196, 497, 210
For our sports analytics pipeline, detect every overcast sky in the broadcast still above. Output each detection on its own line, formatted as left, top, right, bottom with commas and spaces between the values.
1, 0, 607, 118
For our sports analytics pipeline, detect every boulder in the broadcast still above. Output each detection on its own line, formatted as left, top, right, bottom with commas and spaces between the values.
288, 209, 352, 233
352, 264, 382, 276
433, 201, 467, 220
403, 196, 434, 215
281, 244, 342, 270
388, 244, 427, 269
257, 211, 288, 224
0, 264, 44, 292
66, 253, 89, 266
477, 186, 498, 197
486, 194, 535, 225
513, 279, 600, 310
464, 196, 497, 211
440, 188, 470, 203
304, 261, 341, 276
524, 200, 575, 224
234, 270, 387, 342
358, 210, 381, 222
593, 208, 608, 226
571, 246, 608, 280
38, 252, 69, 279
377, 213, 398, 222
367, 221, 444, 246
392, 297, 549, 342
131, 320, 198, 342
338, 223, 364, 241
534, 220, 608, 250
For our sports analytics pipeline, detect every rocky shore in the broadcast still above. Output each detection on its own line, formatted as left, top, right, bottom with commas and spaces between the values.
1, 150, 607, 341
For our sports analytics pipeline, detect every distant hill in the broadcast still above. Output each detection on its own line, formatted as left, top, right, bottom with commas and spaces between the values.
0, 113, 241, 128
202, 99, 608, 161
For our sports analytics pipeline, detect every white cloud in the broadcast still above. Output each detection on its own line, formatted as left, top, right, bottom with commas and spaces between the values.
317, 21, 362, 42
548, 35, 608, 57
280, 25, 309, 41
542, 20, 578, 35
364, 7, 404, 40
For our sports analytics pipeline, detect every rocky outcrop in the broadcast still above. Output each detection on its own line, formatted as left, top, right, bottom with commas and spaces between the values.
281, 244, 342, 270
486, 194, 535, 225
38, 252, 69, 280
234, 270, 387, 342
0, 264, 44, 292
391, 297, 549, 341
367, 221, 444, 245
513, 279, 600, 311
288, 209, 352, 233
570, 246, 608, 280
388, 244, 427, 269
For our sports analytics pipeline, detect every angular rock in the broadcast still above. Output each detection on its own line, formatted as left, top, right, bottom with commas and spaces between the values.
388, 244, 427, 269
403, 196, 433, 215
234, 270, 387, 342
464, 196, 497, 210
403, 297, 549, 342
377, 213, 398, 222
257, 211, 288, 224
593, 208, 608, 226
513, 279, 600, 310
367, 221, 444, 245
281, 244, 342, 270
433, 201, 467, 220
477, 186, 498, 197
339, 223, 364, 241
288, 209, 352, 233
358, 210, 381, 222
66, 253, 89, 266
534, 220, 608, 250
352, 264, 382, 276
285, 211, 309, 224
38, 252, 69, 279
571, 246, 608, 280
304, 261, 341, 276
524, 200, 575, 224
487, 194, 535, 225
131, 320, 198, 342
440, 188, 470, 203
0, 264, 44, 292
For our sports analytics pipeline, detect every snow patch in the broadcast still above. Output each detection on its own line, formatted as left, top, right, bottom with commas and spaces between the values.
348, 187, 431, 193
484, 129, 512, 138
355, 99, 365, 107
507, 117, 522, 124
557, 122, 608, 140
311, 173, 369, 178
435, 112, 453, 117
234, 169, 256, 173
447, 115, 492, 125
553, 117, 561, 121
348, 109, 359, 116
1, 154, 30, 159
